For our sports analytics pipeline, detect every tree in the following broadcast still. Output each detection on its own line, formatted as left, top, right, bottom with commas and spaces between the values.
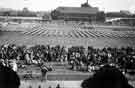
96, 12, 105, 22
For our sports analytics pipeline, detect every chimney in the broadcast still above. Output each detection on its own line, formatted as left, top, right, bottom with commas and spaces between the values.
87, 0, 88, 4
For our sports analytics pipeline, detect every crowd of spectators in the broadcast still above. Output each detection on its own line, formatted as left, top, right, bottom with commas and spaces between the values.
0, 44, 135, 73
68, 46, 135, 73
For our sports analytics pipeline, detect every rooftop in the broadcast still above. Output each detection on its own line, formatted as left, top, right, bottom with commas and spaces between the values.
55, 6, 99, 14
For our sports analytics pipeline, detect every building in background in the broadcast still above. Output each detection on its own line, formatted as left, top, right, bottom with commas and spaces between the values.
51, 2, 105, 22
0, 8, 51, 22
105, 11, 135, 26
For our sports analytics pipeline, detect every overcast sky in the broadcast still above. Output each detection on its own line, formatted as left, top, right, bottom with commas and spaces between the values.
0, 0, 135, 12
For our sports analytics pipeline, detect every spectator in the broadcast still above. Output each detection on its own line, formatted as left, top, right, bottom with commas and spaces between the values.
56, 84, 61, 88
48, 86, 52, 88
81, 65, 133, 88
38, 85, 41, 88
0, 63, 20, 88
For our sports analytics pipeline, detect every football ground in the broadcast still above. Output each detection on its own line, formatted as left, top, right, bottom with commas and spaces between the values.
0, 22, 135, 48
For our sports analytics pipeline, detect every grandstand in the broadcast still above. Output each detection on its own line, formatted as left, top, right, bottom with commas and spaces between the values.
105, 18, 135, 26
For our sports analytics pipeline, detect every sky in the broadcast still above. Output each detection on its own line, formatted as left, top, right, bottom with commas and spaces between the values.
0, 0, 135, 12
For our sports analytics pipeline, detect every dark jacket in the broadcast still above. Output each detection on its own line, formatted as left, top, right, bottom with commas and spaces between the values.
81, 65, 133, 88
0, 64, 20, 88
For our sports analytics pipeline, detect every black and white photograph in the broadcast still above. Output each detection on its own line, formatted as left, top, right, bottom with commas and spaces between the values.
0, 0, 135, 88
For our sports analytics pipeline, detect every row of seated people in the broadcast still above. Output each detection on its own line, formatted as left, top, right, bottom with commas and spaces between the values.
0, 44, 135, 73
